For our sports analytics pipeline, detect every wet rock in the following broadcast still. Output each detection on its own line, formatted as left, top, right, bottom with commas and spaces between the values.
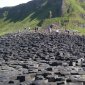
46, 75, 57, 82
31, 80, 48, 85
17, 75, 25, 82
35, 75, 44, 80
8, 80, 14, 84
46, 67, 52, 71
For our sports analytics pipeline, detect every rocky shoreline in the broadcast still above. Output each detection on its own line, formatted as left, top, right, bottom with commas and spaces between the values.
0, 32, 85, 85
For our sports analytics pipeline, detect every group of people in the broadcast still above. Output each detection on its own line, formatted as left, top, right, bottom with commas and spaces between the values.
22, 24, 78, 35
47, 24, 79, 35
48, 24, 60, 34
33, 24, 60, 34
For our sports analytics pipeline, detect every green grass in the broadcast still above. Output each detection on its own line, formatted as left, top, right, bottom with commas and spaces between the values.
0, 0, 85, 35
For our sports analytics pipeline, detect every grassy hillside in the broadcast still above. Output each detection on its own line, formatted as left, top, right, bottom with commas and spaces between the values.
0, 0, 85, 35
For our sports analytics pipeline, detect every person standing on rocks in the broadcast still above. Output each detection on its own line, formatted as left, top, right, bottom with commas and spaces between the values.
48, 24, 53, 33
56, 29, 60, 35
35, 27, 38, 32
28, 27, 30, 31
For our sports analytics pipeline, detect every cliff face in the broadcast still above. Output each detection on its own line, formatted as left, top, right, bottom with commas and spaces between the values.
0, 0, 64, 20
0, 0, 85, 21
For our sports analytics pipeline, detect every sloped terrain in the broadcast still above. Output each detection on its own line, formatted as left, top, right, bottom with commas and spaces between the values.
0, 0, 85, 35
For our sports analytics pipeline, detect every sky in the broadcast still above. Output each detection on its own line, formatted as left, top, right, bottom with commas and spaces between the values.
0, 0, 32, 8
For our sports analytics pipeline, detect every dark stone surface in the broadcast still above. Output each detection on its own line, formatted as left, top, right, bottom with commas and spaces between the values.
17, 75, 25, 82
0, 32, 85, 85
